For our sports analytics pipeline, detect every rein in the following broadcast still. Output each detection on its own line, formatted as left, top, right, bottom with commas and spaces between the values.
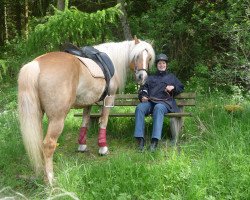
148, 95, 173, 109
148, 90, 174, 102
149, 95, 173, 102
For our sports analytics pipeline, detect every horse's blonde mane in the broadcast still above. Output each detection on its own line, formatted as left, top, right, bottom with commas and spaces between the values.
94, 40, 155, 92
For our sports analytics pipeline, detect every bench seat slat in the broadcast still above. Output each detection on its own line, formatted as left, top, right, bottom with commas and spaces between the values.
74, 112, 192, 118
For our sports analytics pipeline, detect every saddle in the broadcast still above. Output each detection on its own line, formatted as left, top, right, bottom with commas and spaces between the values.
63, 43, 115, 101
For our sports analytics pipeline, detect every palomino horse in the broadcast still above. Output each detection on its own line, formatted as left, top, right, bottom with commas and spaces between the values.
18, 37, 155, 184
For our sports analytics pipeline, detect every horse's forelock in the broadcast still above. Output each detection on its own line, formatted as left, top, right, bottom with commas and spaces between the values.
129, 41, 155, 68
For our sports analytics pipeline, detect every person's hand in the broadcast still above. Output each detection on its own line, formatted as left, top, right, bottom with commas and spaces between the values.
141, 96, 149, 102
165, 85, 174, 92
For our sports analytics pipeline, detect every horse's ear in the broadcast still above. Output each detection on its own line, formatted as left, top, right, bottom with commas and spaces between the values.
134, 35, 140, 44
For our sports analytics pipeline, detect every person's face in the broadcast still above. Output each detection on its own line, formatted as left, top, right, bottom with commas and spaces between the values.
157, 60, 167, 71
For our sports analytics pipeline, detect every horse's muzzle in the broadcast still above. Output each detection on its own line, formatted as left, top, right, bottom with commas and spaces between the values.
135, 70, 148, 85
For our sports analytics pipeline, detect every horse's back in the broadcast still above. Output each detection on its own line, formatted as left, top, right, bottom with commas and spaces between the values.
36, 51, 79, 72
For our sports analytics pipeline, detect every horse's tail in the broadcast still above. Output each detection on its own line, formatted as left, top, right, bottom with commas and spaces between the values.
18, 60, 44, 175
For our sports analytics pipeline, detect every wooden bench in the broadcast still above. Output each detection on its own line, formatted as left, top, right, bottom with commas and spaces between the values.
74, 92, 196, 146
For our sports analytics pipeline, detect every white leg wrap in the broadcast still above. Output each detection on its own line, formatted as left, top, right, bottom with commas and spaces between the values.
78, 144, 88, 152
99, 146, 109, 155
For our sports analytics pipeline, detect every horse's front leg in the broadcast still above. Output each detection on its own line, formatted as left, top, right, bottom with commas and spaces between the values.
78, 106, 91, 152
98, 96, 115, 155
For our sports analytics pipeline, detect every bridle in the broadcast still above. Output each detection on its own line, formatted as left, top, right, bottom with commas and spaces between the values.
133, 49, 150, 74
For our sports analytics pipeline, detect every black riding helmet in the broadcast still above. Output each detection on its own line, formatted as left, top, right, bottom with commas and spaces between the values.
155, 53, 168, 64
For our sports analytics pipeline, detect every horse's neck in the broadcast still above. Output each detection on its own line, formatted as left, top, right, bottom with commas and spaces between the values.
95, 41, 133, 67
95, 41, 134, 91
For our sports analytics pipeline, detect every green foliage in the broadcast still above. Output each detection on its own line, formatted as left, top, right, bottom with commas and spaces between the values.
191, 0, 250, 91
0, 5, 121, 84
2, 0, 249, 95
0, 84, 17, 112
124, 73, 140, 93
186, 64, 210, 93
0, 59, 7, 81
23, 5, 121, 56
129, 0, 250, 94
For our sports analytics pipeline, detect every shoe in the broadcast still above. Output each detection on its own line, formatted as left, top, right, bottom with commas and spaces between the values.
136, 137, 144, 151
150, 138, 158, 152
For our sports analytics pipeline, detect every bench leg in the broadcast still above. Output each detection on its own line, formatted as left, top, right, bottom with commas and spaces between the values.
170, 117, 183, 146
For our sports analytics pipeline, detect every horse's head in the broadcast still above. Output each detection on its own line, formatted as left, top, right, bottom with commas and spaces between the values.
129, 36, 155, 85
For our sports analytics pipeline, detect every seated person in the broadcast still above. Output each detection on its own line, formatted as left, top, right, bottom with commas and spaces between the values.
134, 53, 184, 151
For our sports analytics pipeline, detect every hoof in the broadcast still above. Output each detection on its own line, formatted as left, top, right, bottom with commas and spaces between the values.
44, 172, 54, 186
77, 144, 88, 152
48, 173, 54, 186
99, 146, 109, 155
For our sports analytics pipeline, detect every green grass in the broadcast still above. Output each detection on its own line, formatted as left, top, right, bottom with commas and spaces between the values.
0, 84, 249, 199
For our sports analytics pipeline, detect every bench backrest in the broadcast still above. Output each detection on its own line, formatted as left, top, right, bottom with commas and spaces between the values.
95, 92, 196, 107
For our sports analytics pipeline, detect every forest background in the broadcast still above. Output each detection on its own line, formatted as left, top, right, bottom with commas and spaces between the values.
0, 0, 249, 94
0, 0, 249, 199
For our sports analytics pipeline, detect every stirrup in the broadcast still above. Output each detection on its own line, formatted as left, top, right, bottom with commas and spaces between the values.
103, 95, 114, 108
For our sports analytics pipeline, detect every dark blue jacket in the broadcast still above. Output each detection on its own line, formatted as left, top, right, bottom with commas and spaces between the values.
138, 70, 184, 112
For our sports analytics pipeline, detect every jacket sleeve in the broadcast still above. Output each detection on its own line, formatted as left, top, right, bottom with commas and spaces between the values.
138, 82, 149, 102
172, 76, 184, 96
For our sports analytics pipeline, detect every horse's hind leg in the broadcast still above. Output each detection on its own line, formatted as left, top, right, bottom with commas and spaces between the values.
43, 116, 65, 185
78, 106, 91, 152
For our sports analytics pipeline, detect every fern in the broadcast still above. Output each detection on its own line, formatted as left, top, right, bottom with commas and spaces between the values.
23, 5, 121, 55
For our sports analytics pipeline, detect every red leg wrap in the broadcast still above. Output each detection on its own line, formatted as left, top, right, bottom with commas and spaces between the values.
98, 128, 107, 147
78, 127, 87, 144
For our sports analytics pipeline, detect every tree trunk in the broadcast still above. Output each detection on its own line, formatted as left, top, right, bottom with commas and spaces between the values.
4, 2, 9, 43
24, 0, 29, 39
117, 0, 132, 40
0, 1, 4, 45
57, 0, 65, 11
